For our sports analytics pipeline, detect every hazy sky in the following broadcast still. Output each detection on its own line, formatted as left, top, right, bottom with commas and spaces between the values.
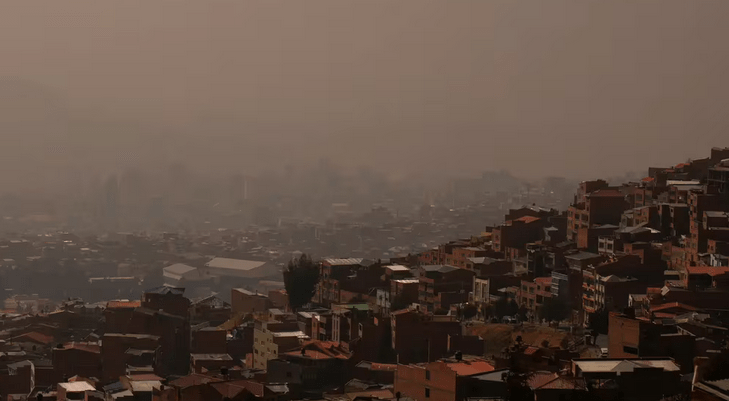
1, 0, 728, 191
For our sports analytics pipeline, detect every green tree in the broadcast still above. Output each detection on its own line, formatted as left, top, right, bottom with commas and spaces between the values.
494, 297, 520, 319
390, 294, 410, 311
283, 254, 320, 310
587, 308, 610, 335
538, 297, 571, 322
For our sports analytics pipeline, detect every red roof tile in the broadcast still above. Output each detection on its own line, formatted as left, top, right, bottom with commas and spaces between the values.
651, 302, 699, 313
686, 266, 729, 277
212, 380, 265, 398
535, 277, 551, 285
11, 331, 53, 345
514, 216, 541, 224
370, 363, 397, 371
523, 346, 540, 355
106, 300, 141, 309
286, 340, 351, 360
444, 360, 495, 376
642, 177, 655, 182
61, 342, 101, 354
528, 372, 558, 389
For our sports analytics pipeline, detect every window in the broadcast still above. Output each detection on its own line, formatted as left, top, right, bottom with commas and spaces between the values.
623, 346, 638, 355
286, 371, 292, 378
425, 388, 430, 398
425, 370, 431, 380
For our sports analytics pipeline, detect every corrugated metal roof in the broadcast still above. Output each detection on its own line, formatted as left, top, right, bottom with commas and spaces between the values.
58, 382, 96, 392
324, 258, 364, 266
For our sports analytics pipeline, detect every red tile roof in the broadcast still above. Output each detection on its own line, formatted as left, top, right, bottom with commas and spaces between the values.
286, 340, 351, 360
535, 277, 552, 286
128, 374, 163, 382
528, 372, 558, 389
106, 300, 141, 309
11, 331, 53, 345
61, 342, 101, 354
642, 177, 655, 182
211, 380, 265, 398
370, 363, 397, 371
651, 302, 699, 313
514, 216, 541, 224
686, 266, 729, 277
444, 359, 495, 376
523, 346, 540, 355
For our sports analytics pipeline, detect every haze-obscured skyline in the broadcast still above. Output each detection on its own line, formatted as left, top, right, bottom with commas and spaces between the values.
2, 0, 728, 193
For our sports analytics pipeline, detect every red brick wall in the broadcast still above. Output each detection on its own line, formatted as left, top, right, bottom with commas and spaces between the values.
52, 347, 102, 382
192, 329, 227, 354
231, 290, 273, 315
396, 362, 458, 401
608, 313, 640, 358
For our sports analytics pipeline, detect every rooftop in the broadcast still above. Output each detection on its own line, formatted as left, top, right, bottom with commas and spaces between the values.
163, 263, 197, 276
106, 300, 141, 309
565, 252, 601, 261
439, 357, 495, 376
58, 382, 96, 393
421, 264, 460, 274
573, 358, 680, 374
386, 264, 410, 272
686, 266, 729, 277
324, 258, 364, 266
145, 286, 185, 295
190, 353, 233, 361
206, 257, 268, 271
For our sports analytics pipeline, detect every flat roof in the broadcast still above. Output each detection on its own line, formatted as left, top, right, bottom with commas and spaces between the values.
58, 382, 96, 392
573, 359, 680, 373
206, 257, 267, 271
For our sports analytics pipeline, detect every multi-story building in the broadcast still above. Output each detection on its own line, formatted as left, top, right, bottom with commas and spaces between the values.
252, 320, 309, 370
418, 265, 475, 313
687, 189, 724, 263
395, 355, 497, 401
568, 184, 628, 243
390, 309, 461, 364
518, 277, 552, 317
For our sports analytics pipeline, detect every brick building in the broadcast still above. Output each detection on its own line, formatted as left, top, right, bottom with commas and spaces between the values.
568, 186, 628, 243
390, 309, 461, 364
418, 265, 475, 313
101, 333, 160, 382
231, 288, 273, 315
52, 342, 102, 382
142, 286, 190, 318
395, 355, 496, 401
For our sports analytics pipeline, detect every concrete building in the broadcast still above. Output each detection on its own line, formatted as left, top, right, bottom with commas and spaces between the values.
231, 288, 274, 315
252, 320, 308, 370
